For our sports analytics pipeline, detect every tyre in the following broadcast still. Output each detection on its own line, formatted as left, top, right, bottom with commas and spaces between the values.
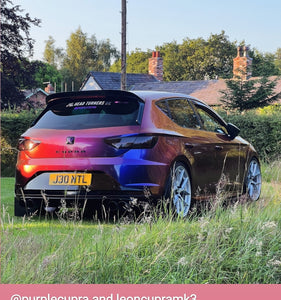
245, 158, 262, 201
165, 162, 192, 217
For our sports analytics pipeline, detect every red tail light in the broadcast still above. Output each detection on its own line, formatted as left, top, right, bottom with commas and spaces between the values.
18, 138, 41, 151
105, 134, 158, 149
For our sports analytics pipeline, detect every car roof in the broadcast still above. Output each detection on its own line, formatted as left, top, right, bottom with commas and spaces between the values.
131, 90, 208, 106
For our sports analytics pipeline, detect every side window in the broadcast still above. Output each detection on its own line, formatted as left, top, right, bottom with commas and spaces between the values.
167, 99, 200, 129
156, 100, 170, 117
195, 105, 227, 134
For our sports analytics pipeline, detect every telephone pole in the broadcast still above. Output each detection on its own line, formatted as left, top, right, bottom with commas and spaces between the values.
121, 0, 127, 90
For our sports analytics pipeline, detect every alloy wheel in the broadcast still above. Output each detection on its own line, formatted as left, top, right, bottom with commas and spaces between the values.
171, 163, 192, 217
246, 158, 262, 201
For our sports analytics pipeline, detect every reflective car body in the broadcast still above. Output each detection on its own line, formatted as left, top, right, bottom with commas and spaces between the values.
15, 90, 261, 216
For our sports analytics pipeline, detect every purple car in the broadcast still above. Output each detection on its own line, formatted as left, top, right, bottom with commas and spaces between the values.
15, 90, 261, 217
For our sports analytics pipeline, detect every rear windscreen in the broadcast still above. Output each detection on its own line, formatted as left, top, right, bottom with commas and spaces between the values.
32, 96, 142, 129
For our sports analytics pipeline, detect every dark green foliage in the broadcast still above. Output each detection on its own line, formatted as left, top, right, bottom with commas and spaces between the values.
220, 108, 281, 161
33, 61, 63, 90
275, 48, 281, 74
110, 48, 152, 74
61, 28, 120, 91
1, 110, 40, 146
1, 110, 41, 176
0, 137, 17, 177
1, 0, 41, 107
251, 50, 281, 77
110, 31, 237, 81
220, 77, 281, 111
1, 0, 41, 59
1, 74, 25, 109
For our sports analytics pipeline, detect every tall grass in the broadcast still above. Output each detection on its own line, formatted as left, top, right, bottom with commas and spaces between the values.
1, 161, 280, 284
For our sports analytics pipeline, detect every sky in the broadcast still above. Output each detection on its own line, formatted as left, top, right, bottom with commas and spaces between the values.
16, 0, 281, 61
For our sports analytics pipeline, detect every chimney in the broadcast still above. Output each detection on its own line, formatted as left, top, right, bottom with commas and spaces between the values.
45, 83, 55, 94
149, 51, 163, 81
233, 46, 252, 80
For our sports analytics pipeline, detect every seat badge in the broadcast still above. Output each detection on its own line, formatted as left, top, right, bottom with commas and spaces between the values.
66, 136, 75, 145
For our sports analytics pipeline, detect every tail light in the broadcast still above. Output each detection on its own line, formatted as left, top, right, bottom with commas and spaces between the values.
105, 134, 158, 149
18, 138, 41, 151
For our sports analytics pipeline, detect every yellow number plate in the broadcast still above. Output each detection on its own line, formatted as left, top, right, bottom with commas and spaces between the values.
49, 173, 92, 186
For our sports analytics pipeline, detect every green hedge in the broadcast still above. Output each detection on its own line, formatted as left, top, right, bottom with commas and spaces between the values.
1, 108, 280, 177
222, 111, 281, 161
1, 110, 41, 147
1, 110, 41, 177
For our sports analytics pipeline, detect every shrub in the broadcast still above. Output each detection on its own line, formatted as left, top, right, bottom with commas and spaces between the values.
1, 137, 17, 177
1, 109, 41, 176
222, 109, 281, 161
1, 109, 41, 146
256, 104, 281, 115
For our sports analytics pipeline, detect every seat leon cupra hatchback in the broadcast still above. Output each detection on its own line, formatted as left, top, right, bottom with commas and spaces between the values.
15, 90, 262, 217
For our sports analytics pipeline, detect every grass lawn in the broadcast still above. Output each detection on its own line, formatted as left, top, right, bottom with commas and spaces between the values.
1, 161, 281, 284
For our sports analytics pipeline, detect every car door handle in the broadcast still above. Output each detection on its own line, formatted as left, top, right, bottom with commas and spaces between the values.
215, 145, 223, 151
185, 143, 194, 149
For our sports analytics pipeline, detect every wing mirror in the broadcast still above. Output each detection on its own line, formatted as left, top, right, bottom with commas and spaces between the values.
226, 123, 240, 139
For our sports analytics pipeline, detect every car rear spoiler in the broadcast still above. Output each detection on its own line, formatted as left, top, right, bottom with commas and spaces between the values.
45, 90, 144, 105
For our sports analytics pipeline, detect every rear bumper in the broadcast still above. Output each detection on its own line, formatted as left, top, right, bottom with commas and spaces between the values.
16, 155, 168, 188
15, 156, 169, 215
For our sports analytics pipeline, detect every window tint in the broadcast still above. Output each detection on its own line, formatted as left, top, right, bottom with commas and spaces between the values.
167, 99, 200, 129
33, 96, 141, 130
156, 100, 170, 117
195, 105, 227, 134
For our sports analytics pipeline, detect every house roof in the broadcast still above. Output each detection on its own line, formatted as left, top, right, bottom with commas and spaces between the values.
80, 70, 281, 106
81, 71, 158, 90
131, 77, 281, 106
23, 88, 48, 99
131, 80, 227, 105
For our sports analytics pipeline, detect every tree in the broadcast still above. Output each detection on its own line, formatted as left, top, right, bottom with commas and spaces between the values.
1, 0, 41, 60
1, 0, 41, 107
61, 27, 91, 90
158, 31, 237, 81
158, 42, 185, 81
177, 37, 207, 80
43, 36, 64, 69
111, 32, 237, 81
33, 61, 63, 90
62, 27, 119, 90
250, 49, 281, 77
274, 48, 281, 74
110, 48, 152, 73
97, 39, 120, 71
204, 31, 237, 79
220, 76, 281, 112
1, 59, 62, 108
1, 75, 25, 109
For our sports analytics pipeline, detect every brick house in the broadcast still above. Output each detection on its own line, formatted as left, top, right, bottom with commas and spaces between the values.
22, 83, 55, 109
22, 88, 48, 109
